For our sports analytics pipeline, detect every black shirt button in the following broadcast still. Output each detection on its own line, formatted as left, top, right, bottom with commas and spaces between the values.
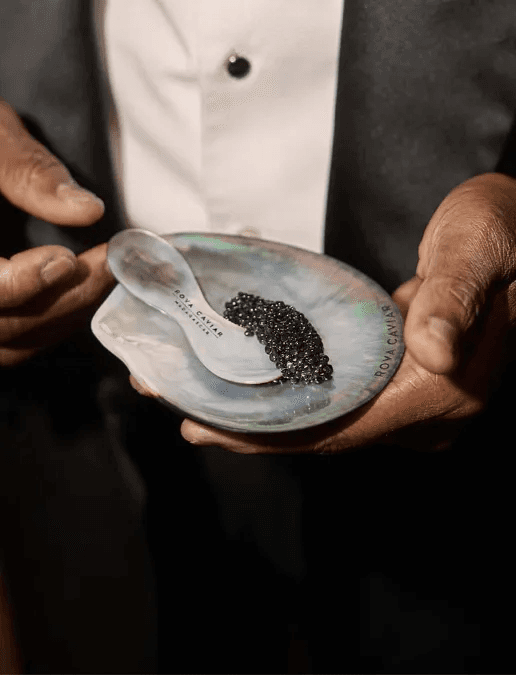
226, 54, 251, 78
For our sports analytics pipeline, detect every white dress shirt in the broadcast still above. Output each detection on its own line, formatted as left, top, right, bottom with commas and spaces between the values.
102, 0, 343, 253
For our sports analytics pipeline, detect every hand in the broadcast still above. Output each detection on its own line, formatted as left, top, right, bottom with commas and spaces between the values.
0, 99, 115, 366
131, 172, 516, 453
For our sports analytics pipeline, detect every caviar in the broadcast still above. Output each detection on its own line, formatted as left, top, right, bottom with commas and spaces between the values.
223, 292, 333, 385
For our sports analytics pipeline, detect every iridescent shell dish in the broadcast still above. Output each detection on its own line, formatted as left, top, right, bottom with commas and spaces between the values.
91, 233, 404, 433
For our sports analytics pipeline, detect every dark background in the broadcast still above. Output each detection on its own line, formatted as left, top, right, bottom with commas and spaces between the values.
2, 0, 516, 671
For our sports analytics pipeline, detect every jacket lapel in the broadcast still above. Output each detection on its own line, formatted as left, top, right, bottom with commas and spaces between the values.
325, 0, 516, 291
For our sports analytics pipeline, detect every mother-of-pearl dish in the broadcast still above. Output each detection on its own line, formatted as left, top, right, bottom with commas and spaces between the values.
91, 233, 404, 433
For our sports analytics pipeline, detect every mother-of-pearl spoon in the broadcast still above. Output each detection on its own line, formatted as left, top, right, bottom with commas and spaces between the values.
107, 229, 281, 384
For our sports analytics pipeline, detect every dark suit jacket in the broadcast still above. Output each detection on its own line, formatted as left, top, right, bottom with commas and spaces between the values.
2, 0, 516, 290
2, 2, 516, 673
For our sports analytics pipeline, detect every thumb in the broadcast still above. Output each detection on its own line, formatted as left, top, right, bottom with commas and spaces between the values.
404, 274, 484, 373
0, 99, 104, 225
404, 173, 516, 374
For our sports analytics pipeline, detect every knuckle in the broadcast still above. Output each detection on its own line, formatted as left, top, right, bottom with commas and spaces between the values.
29, 146, 62, 173
463, 214, 516, 282
0, 259, 42, 308
425, 174, 516, 291
429, 274, 484, 327
8, 142, 63, 196
447, 275, 484, 313
23, 146, 62, 184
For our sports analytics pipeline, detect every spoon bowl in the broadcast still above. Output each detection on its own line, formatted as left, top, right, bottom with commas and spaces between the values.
107, 229, 281, 384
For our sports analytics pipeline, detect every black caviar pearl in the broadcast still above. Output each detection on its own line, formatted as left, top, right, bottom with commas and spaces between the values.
224, 291, 332, 386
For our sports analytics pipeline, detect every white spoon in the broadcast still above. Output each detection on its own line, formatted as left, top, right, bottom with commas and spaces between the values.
107, 229, 281, 384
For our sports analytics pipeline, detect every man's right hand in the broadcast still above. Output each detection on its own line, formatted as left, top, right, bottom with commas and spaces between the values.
0, 99, 115, 366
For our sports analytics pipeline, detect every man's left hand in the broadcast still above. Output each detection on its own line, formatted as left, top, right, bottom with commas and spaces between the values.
133, 172, 516, 453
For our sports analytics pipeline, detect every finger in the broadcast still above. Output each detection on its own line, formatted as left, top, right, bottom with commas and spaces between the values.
0, 243, 115, 344
405, 173, 516, 374
180, 279, 422, 454
391, 276, 422, 318
181, 420, 249, 451
38, 242, 115, 318
180, 280, 425, 454
0, 245, 77, 309
129, 374, 159, 398
404, 274, 484, 373
180, 345, 483, 454
0, 99, 104, 225
180, 415, 346, 454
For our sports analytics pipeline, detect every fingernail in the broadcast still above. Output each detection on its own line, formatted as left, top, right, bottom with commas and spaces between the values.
130, 378, 145, 395
427, 316, 457, 342
182, 426, 220, 446
181, 429, 205, 445
41, 256, 76, 284
130, 374, 159, 398
57, 183, 105, 208
181, 430, 201, 445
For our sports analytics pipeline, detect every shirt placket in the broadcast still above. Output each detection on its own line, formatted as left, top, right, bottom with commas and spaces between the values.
198, 0, 344, 253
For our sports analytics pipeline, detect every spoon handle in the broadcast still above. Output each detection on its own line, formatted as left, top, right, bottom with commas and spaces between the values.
107, 229, 280, 384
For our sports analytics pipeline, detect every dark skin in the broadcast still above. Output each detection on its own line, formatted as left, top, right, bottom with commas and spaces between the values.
2, 98, 515, 454
134, 173, 516, 454
0, 99, 115, 367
